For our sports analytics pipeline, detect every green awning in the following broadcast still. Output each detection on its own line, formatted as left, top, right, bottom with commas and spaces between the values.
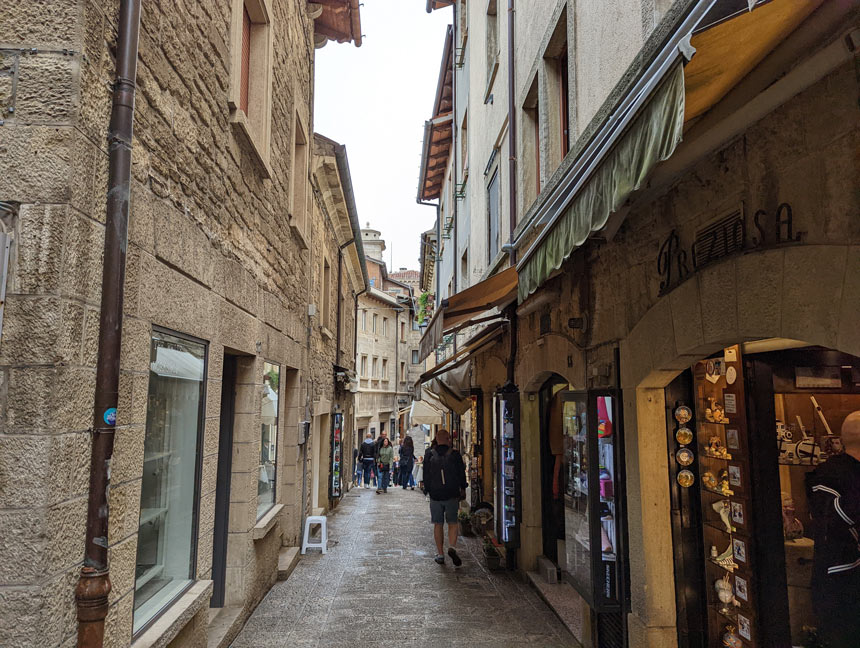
518, 62, 686, 303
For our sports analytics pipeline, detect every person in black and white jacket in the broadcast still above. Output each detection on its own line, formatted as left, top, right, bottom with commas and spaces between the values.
806, 410, 860, 648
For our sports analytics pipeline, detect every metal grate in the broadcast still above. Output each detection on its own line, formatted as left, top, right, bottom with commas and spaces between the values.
692, 209, 744, 270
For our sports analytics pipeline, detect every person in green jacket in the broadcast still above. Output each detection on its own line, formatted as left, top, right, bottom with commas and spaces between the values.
376, 437, 394, 494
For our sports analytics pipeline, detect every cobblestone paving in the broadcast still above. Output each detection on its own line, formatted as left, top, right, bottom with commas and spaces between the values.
231, 486, 580, 647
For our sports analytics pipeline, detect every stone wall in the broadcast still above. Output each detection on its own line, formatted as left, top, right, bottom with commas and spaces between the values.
0, 0, 359, 646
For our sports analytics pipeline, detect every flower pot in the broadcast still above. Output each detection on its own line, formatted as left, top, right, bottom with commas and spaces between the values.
483, 547, 501, 571
459, 520, 474, 537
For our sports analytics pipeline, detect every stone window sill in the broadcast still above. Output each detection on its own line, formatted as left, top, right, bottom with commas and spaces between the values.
131, 580, 213, 648
230, 109, 273, 179
252, 503, 284, 541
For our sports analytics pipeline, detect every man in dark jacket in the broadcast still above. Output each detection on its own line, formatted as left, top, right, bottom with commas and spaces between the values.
421, 429, 467, 566
357, 432, 376, 489
806, 410, 860, 647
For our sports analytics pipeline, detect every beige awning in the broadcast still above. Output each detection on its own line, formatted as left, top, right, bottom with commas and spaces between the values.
410, 389, 446, 425
419, 267, 516, 361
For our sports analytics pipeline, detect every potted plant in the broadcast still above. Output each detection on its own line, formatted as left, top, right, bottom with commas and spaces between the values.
458, 510, 473, 537
482, 538, 501, 571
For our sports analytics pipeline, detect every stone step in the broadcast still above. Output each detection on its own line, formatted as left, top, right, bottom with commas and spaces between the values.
277, 546, 300, 581
536, 555, 559, 584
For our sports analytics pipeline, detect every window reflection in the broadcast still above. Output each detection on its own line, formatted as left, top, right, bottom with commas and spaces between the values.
258, 362, 280, 519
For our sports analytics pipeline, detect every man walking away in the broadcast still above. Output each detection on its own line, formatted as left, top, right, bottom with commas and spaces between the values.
806, 410, 860, 648
421, 429, 467, 566
358, 432, 376, 489
400, 435, 415, 489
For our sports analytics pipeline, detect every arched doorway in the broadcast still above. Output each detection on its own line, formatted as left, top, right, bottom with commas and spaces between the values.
620, 244, 860, 647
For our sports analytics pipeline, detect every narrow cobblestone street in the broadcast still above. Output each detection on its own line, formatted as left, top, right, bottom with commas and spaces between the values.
231, 487, 579, 647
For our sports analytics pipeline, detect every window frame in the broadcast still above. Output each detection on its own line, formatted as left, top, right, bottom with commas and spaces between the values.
228, 0, 274, 177
132, 326, 208, 639
412, 350, 420, 364
487, 167, 501, 263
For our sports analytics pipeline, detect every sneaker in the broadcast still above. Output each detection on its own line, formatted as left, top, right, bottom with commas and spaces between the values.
434, 554, 445, 565
447, 548, 462, 567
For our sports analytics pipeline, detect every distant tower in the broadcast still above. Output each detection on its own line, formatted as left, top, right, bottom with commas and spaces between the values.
361, 222, 386, 262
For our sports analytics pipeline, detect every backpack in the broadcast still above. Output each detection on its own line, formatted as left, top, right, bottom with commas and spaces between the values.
425, 447, 462, 500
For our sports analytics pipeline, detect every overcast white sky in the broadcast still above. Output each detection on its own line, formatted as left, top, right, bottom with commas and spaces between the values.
314, 1, 451, 272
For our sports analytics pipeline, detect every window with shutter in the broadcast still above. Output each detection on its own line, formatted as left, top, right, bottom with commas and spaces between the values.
240, 5, 251, 114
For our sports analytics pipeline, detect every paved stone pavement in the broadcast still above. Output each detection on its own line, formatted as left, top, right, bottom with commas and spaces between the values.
231, 485, 580, 647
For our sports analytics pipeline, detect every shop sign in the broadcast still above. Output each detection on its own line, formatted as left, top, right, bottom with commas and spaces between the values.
657, 202, 804, 295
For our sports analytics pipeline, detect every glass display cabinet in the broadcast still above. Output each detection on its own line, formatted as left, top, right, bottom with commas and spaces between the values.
563, 389, 626, 611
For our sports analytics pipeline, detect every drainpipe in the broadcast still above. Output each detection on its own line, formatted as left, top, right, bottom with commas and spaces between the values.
507, 0, 517, 266
76, 0, 141, 645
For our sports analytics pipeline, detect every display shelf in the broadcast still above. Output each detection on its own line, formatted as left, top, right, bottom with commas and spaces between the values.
700, 453, 732, 462
703, 485, 735, 497
704, 520, 735, 535
696, 418, 731, 426
709, 557, 739, 574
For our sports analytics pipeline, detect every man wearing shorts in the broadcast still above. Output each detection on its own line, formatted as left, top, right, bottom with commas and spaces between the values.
421, 429, 467, 566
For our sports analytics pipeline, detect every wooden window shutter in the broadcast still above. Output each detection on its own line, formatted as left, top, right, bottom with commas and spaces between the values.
240, 5, 251, 114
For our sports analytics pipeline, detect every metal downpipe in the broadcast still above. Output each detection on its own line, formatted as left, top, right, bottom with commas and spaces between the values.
76, 0, 141, 645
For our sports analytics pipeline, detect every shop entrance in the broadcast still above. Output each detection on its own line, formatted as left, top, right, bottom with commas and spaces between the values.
667, 343, 860, 648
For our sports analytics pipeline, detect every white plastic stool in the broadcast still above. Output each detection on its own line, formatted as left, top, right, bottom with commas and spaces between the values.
301, 515, 327, 554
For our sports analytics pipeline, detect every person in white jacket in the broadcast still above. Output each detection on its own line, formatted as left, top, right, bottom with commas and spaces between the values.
413, 455, 424, 499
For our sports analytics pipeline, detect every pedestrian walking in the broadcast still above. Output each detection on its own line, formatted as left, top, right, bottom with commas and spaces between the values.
399, 435, 416, 489
806, 410, 860, 648
376, 437, 394, 494
358, 432, 376, 489
420, 429, 467, 566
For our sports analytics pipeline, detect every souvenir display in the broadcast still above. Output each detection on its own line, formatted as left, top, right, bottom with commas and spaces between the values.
676, 426, 693, 445
728, 465, 742, 488
712, 542, 738, 571
722, 625, 743, 648
712, 500, 735, 533
730, 502, 744, 526
733, 575, 748, 602
676, 447, 694, 466
717, 469, 733, 496
737, 614, 752, 641
704, 434, 731, 459
715, 573, 738, 615
726, 365, 737, 385
677, 469, 695, 487
705, 397, 728, 423
674, 405, 692, 424
732, 537, 747, 563
726, 428, 740, 450
702, 471, 718, 490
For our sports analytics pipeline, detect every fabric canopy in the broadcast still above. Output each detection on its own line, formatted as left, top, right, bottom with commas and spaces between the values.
410, 389, 446, 425
518, 62, 686, 302
419, 267, 516, 361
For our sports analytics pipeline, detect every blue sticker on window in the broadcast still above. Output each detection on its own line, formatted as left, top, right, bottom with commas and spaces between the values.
103, 408, 117, 426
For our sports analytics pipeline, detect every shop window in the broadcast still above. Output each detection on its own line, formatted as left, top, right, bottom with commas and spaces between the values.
412, 350, 420, 364
133, 330, 206, 634
228, 0, 273, 177
487, 169, 500, 262
258, 362, 280, 519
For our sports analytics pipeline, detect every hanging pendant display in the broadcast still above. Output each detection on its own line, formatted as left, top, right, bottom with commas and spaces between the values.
674, 405, 692, 424
676, 426, 693, 445
676, 447, 694, 466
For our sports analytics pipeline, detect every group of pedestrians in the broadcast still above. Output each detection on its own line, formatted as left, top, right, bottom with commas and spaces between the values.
354, 429, 424, 494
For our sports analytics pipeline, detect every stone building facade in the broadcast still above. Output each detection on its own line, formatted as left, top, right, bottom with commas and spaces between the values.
420, 1, 859, 646
353, 228, 421, 450
0, 1, 362, 647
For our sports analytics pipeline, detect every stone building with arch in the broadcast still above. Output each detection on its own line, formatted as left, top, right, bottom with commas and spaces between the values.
419, 1, 858, 646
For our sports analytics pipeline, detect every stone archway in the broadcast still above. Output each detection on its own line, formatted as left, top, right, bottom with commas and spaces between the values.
619, 244, 860, 647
